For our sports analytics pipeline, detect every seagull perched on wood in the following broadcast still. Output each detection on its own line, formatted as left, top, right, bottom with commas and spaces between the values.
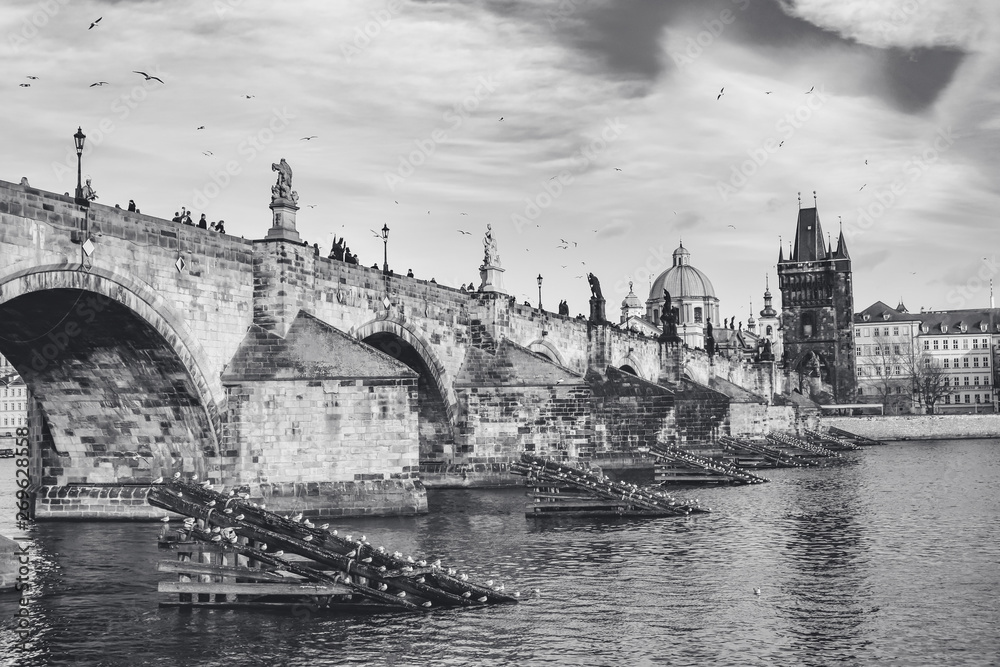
133, 71, 164, 83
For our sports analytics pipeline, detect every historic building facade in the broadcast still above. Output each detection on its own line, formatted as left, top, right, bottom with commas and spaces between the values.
854, 302, 999, 413
777, 202, 856, 402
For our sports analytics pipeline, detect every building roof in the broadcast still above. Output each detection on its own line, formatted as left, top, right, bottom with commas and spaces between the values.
855, 301, 923, 324
855, 302, 1000, 333
916, 308, 1000, 335
781, 205, 849, 263
648, 243, 716, 301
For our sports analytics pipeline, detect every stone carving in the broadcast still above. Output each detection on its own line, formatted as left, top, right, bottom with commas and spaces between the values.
483, 224, 500, 266
705, 319, 715, 358
271, 158, 298, 204
587, 273, 603, 300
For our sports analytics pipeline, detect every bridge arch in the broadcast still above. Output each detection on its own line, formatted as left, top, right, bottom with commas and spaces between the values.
354, 318, 459, 459
0, 265, 222, 481
616, 354, 647, 380
526, 339, 567, 367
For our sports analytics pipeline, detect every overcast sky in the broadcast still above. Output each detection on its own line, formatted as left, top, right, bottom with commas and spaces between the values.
5, 0, 1000, 322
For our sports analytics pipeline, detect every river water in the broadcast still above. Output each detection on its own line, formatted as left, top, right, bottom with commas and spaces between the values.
1, 439, 999, 666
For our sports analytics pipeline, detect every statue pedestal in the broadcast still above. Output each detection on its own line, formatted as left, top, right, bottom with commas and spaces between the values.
266, 199, 301, 242
479, 263, 506, 294
589, 296, 606, 324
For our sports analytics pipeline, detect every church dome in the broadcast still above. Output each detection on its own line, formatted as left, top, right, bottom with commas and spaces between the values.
622, 283, 642, 309
649, 243, 716, 301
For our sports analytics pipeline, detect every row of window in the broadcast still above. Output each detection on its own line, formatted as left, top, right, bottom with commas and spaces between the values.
856, 367, 992, 386
1, 387, 23, 397
944, 394, 987, 404
1, 402, 24, 411
856, 345, 908, 356
941, 357, 989, 369
2, 417, 22, 426
857, 389, 992, 404
856, 327, 906, 337
923, 338, 990, 350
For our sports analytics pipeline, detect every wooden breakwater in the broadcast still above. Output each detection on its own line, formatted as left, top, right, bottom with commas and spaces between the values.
511, 453, 710, 517
149, 477, 519, 611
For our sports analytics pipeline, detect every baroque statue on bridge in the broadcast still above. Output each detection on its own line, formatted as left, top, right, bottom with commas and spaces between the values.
483, 223, 500, 267
587, 273, 603, 300
271, 158, 298, 204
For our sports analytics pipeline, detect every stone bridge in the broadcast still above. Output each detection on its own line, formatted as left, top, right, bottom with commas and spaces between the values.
0, 178, 777, 519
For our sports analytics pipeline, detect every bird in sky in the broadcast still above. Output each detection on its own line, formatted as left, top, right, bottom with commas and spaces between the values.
615, 167, 622, 171
26, 76, 38, 80
460, 212, 468, 215
133, 71, 164, 83
458, 230, 471, 235
196, 125, 205, 130
90, 81, 109, 87
300, 135, 317, 140
370, 229, 381, 238
717, 87, 725, 100
499, 117, 504, 121
202, 151, 213, 156
727, 224, 736, 229
19, 83, 30, 88
859, 184, 867, 191
865, 159, 868, 165
805, 86, 814, 94
89, 17, 102, 29
764, 90, 773, 94
244, 94, 255, 99
305, 204, 317, 208
561, 265, 567, 268
394, 200, 398, 204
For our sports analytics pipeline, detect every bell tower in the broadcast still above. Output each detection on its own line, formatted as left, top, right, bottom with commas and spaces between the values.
777, 193, 855, 402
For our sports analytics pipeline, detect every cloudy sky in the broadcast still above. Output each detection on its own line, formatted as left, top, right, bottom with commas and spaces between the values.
5, 0, 1000, 321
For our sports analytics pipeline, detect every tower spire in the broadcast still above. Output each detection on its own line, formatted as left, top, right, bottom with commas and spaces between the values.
797, 191, 801, 209
813, 190, 817, 207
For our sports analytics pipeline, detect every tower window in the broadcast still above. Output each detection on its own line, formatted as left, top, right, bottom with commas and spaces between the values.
766, 325, 773, 336
694, 307, 703, 323
801, 313, 814, 338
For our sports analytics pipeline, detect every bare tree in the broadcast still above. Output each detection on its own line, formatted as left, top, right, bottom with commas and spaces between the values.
871, 340, 914, 413
907, 353, 950, 414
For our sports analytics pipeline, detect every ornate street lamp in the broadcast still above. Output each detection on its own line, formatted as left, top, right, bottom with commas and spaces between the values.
74, 127, 86, 202
537, 273, 543, 310
381, 223, 390, 274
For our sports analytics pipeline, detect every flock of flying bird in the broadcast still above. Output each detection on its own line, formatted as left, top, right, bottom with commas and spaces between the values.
16, 16, 877, 305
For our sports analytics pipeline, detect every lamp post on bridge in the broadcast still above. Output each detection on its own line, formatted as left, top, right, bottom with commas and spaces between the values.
381, 223, 390, 274
537, 273, 543, 311
74, 127, 86, 203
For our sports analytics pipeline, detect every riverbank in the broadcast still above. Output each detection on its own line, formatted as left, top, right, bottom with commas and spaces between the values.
822, 414, 1000, 441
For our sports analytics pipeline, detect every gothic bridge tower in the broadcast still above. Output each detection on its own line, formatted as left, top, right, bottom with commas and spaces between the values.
777, 194, 855, 402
